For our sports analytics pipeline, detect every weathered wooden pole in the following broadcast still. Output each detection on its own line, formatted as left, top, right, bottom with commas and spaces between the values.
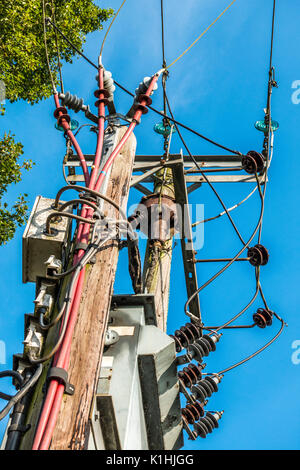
142, 165, 175, 332
20, 126, 136, 450
49, 127, 136, 450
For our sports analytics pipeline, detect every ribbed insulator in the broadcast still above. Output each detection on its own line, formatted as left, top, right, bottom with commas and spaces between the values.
182, 400, 207, 424
247, 244, 269, 267
178, 363, 206, 388
61, 91, 84, 113
191, 375, 222, 403
187, 333, 222, 362
242, 150, 265, 174
193, 411, 223, 439
135, 76, 158, 97
170, 322, 201, 353
103, 70, 115, 97
253, 308, 273, 328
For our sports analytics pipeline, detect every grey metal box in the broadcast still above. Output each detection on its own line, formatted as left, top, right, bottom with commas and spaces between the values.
22, 196, 71, 283
89, 294, 183, 450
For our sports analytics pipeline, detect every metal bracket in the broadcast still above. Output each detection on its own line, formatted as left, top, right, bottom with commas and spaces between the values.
172, 151, 202, 324
7, 423, 31, 435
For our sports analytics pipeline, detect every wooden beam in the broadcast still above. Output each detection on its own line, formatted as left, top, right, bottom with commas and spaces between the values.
49, 127, 136, 450
142, 167, 175, 332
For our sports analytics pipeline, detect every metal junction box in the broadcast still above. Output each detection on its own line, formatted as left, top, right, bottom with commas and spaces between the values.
22, 196, 71, 283
88, 294, 183, 451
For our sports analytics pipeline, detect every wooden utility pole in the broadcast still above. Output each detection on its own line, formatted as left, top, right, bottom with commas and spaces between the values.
20, 126, 136, 450
50, 127, 136, 450
143, 166, 175, 332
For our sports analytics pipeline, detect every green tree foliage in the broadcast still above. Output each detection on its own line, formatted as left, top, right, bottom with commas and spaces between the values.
0, 133, 33, 245
0, 0, 113, 244
0, 0, 113, 103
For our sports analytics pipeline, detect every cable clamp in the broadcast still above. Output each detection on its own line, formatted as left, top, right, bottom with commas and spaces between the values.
8, 423, 31, 435
131, 118, 140, 126
74, 242, 89, 253
47, 367, 75, 396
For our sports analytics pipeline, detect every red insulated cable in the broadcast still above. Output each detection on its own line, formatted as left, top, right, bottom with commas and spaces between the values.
38, 269, 86, 450
34, 73, 159, 450
33, 69, 106, 450
76, 67, 105, 241
94, 74, 159, 193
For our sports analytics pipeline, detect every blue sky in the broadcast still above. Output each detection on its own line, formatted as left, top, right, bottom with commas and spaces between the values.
1, 0, 300, 450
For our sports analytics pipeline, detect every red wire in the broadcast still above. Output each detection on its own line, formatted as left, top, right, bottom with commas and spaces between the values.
33, 73, 159, 450
33, 69, 106, 450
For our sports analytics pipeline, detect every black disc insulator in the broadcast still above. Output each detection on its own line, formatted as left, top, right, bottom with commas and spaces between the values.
253, 308, 273, 328
171, 322, 201, 352
182, 401, 205, 424
247, 244, 269, 266
193, 412, 219, 439
178, 363, 204, 388
191, 376, 219, 402
242, 151, 265, 174
204, 376, 219, 393
187, 334, 218, 362
193, 420, 209, 438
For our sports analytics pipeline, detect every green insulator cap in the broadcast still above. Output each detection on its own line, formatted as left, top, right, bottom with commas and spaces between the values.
55, 119, 79, 132
254, 119, 279, 133
153, 122, 176, 137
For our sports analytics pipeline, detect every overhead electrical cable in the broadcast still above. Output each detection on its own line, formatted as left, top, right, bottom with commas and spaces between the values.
42, 0, 56, 94
33, 71, 160, 450
184, 170, 266, 322
0, 365, 42, 421
45, 17, 243, 156
218, 319, 284, 375
50, 0, 64, 93
99, 0, 127, 62
166, 0, 239, 69
165, 92, 247, 246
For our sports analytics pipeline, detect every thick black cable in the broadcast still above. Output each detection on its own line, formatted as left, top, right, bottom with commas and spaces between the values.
258, 0, 276, 243
46, 17, 243, 157
0, 365, 42, 421
218, 319, 284, 375
185, 171, 265, 321
0, 370, 24, 401
208, 267, 261, 333
165, 92, 247, 246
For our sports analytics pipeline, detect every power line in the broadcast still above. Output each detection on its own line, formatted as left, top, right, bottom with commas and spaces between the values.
218, 319, 284, 375
165, 92, 247, 246
42, 0, 57, 94
166, 0, 239, 69
99, 0, 127, 62
45, 17, 243, 157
